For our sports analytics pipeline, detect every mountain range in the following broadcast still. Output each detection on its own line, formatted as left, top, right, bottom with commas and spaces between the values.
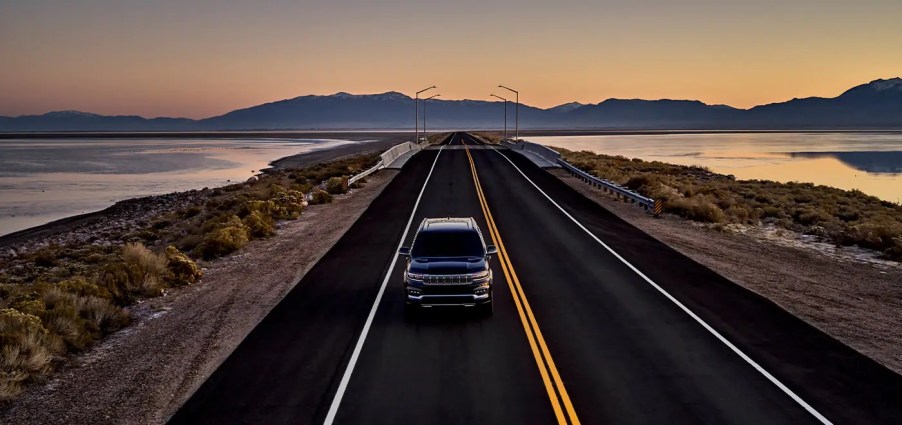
1, 78, 900, 131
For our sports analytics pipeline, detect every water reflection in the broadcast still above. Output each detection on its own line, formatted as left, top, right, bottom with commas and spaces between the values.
789, 152, 902, 174
533, 132, 902, 204
0, 138, 363, 236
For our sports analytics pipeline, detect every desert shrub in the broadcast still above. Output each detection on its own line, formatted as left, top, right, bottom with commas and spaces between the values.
851, 219, 902, 251
57, 276, 111, 300
665, 197, 726, 223
197, 216, 249, 260
241, 200, 275, 218
325, 177, 349, 195
885, 237, 902, 261
835, 207, 861, 222
40, 288, 94, 350
0, 308, 64, 401
293, 182, 314, 193
243, 210, 276, 238
761, 206, 786, 220
175, 234, 203, 253
310, 190, 333, 205
270, 190, 306, 219
164, 246, 203, 286
151, 218, 172, 230
31, 250, 59, 268
122, 242, 167, 297
39, 287, 129, 351
725, 205, 753, 224
792, 208, 831, 226
623, 175, 661, 194
182, 206, 202, 218
8, 296, 44, 318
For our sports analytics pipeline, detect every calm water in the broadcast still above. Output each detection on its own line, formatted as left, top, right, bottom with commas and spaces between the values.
0, 138, 367, 236
533, 132, 902, 203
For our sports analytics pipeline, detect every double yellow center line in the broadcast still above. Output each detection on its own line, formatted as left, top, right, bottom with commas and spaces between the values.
464, 145, 581, 425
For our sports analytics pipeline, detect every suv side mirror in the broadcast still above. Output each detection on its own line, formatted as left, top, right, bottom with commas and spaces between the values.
398, 246, 411, 256
486, 245, 498, 255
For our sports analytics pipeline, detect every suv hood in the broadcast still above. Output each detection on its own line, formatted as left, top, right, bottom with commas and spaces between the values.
408, 258, 487, 275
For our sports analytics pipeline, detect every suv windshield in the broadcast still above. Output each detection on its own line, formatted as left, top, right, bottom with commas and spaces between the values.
411, 230, 484, 258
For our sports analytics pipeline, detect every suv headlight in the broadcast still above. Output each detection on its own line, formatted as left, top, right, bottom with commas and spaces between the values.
406, 271, 427, 281
469, 269, 491, 280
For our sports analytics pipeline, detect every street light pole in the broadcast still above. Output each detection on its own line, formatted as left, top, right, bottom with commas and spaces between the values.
490, 94, 508, 140
415, 86, 436, 144
499, 85, 519, 141
423, 94, 440, 142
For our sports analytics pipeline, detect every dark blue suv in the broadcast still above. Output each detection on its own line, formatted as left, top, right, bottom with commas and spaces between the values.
399, 218, 497, 314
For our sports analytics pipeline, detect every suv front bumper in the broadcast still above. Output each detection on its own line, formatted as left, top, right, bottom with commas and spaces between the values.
405, 281, 492, 307
406, 292, 491, 307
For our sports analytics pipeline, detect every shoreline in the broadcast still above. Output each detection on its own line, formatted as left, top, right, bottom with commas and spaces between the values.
0, 133, 409, 247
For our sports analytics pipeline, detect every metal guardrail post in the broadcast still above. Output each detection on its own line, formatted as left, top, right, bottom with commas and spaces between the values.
555, 157, 657, 214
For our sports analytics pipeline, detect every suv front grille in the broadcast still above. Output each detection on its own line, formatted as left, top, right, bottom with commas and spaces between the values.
423, 274, 472, 285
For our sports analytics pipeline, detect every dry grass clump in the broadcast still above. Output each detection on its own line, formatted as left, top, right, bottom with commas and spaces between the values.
310, 190, 333, 205
243, 210, 276, 238
325, 177, 349, 195
197, 216, 250, 260
122, 242, 168, 296
0, 308, 64, 401
559, 148, 902, 261
164, 246, 203, 286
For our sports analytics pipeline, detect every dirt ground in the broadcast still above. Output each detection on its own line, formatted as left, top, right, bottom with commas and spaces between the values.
551, 169, 902, 375
0, 170, 398, 425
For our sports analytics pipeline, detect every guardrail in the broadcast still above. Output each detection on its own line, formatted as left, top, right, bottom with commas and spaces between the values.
347, 141, 422, 186
556, 158, 660, 214
380, 142, 420, 166
501, 139, 561, 165
349, 161, 383, 186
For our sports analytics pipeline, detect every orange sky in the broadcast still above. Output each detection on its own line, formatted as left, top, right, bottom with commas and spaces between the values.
1, 0, 900, 119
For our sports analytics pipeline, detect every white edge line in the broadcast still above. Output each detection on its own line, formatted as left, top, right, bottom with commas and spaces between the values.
323, 146, 444, 425
490, 147, 832, 425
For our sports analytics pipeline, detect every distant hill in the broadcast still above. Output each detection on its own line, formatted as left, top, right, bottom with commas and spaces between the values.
2, 78, 900, 131
0, 111, 195, 132
566, 99, 740, 128
742, 78, 902, 128
197, 92, 548, 130
547, 102, 588, 113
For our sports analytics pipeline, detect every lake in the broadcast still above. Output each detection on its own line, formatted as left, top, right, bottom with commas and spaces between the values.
532, 132, 902, 204
0, 138, 368, 236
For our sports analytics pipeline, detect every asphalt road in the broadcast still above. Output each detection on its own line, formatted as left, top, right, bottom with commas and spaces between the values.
170, 132, 902, 424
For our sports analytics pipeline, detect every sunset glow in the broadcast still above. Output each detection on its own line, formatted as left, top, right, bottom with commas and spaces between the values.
2, 0, 900, 118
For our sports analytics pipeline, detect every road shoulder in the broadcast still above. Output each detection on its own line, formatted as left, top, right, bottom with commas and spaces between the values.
550, 168, 902, 375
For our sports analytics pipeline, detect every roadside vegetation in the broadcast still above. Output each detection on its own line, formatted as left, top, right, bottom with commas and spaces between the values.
558, 148, 902, 261
0, 153, 380, 401
469, 132, 503, 144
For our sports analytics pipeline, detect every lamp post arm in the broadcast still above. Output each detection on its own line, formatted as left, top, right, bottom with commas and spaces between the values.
414, 86, 436, 143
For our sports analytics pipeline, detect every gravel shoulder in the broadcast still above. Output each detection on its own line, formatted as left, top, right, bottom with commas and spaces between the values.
551, 169, 902, 375
0, 170, 397, 425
